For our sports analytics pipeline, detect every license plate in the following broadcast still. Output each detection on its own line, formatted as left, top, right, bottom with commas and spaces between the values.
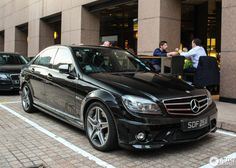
181, 117, 209, 132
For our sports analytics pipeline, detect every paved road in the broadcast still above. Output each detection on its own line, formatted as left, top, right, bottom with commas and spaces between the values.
0, 93, 236, 168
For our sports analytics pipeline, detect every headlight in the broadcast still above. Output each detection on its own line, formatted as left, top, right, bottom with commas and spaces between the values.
0, 73, 9, 80
122, 95, 161, 114
206, 90, 213, 105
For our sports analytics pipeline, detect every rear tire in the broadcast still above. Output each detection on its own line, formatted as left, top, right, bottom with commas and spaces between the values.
21, 83, 35, 113
85, 102, 118, 151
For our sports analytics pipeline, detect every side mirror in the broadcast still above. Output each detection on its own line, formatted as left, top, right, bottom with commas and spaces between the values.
58, 64, 70, 74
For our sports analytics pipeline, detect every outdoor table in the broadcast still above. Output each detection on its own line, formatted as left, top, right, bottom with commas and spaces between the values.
138, 56, 172, 73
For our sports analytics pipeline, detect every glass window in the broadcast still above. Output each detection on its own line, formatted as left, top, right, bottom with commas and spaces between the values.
33, 48, 57, 68
72, 47, 149, 74
0, 54, 28, 65
53, 48, 73, 70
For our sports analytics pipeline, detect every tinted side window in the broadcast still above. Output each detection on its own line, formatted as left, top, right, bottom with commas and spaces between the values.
0, 54, 20, 65
34, 48, 57, 68
53, 48, 73, 70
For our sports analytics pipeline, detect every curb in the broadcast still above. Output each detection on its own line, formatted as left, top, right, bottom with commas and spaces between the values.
217, 121, 236, 133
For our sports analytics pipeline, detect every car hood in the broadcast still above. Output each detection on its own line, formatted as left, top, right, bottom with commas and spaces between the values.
89, 72, 204, 100
0, 65, 22, 73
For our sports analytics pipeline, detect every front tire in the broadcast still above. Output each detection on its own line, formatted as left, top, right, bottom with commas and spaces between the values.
21, 84, 35, 113
85, 102, 118, 151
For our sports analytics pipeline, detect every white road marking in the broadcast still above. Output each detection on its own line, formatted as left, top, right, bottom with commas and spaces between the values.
216, 129, 236, 137
0, 104, 115, 168
199, 152, 236, 168
0, 101, 21, 104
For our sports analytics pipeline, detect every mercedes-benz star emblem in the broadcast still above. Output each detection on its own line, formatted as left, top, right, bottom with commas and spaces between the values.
190, 99, 200, 113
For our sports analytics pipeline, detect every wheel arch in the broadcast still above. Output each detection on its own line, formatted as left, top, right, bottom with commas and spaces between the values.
81, 89, 119, 123
21, 81, 34, 100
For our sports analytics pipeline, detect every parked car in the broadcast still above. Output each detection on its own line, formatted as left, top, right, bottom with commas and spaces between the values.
0, 52, 28, 91
20, 45, 217, 151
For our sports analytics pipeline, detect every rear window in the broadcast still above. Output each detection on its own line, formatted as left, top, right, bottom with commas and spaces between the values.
0, 54, 28, 65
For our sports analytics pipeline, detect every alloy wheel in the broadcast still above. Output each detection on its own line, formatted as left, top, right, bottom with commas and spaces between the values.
86, 106, 109, 147
22, 86, 30, 110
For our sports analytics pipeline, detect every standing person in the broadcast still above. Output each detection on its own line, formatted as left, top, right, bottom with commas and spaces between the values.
152, 41, 177, 71
177, 38, 207, 73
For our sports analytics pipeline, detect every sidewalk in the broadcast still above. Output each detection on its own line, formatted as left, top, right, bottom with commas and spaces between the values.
213, 96, 236, 132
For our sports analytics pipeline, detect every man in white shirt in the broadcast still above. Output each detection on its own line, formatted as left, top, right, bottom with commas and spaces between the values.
179, 38, 207, 73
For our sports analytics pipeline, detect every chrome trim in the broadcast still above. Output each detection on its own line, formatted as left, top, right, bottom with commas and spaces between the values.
199, 98, 208, 103
162, 94, 206, 101
167, 108, 191, 111
162, 94, 208, 116
164, 102, 190, 106
200, 104, 208, 109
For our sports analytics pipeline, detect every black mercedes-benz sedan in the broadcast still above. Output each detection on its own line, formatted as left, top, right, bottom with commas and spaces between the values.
0, 52, 28, 91
20, 45, 217, 151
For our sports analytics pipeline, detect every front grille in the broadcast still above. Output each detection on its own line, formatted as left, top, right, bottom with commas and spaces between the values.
162, 95, 208, 116
10, 74, 20, 85
10, 74, 19, 80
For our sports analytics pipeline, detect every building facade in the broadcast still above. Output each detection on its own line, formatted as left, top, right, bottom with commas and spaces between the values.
0, 0, 235, 103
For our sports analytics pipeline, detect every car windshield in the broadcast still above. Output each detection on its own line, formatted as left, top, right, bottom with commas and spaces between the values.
72, 47, 150, 74
0, 54, 28, 65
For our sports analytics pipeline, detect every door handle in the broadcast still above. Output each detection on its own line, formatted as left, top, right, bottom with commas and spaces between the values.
47, 73, 53, 80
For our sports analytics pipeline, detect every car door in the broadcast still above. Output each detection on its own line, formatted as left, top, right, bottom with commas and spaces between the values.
45, 47, 77, 118
28, 48, 57, 104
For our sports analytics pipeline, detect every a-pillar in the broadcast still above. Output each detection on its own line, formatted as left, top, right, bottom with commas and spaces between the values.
138, 0, 181, 55
61, 6, 100, 46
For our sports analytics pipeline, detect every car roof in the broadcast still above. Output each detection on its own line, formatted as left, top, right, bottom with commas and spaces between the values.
50, 44, 123, 50
0, 52, 22, 56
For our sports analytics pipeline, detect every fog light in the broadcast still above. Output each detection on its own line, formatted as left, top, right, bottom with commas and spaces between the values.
136, 132, 146, 141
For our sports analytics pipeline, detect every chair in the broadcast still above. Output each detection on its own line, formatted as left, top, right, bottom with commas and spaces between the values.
162, 56, 185, 77
170, 56, 185, 76
193, 56, 220, 88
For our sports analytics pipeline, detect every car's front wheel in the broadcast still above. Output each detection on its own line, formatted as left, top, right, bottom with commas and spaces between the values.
21, 83, 35, 113
85, 102, 118, 151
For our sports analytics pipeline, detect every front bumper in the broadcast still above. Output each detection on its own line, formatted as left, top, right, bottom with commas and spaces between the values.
0, 75, 20, 91
0, 82, 20, 91
116, 104, 217, 150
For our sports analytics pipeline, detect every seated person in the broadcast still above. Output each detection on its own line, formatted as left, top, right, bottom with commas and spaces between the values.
152, 41, 178, 71
177, 38, 207, 73
101, 41, 112, 47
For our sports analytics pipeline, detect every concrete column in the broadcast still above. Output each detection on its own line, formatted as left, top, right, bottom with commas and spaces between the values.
28, 19, 40, 57
15, 28, 27, 56
80, 6, 100, 45
4, 27, 15, 52
27, 0, 43, 57
220, 0, 236, 102
39, 20, 55, 51
61, 6, 99, 46
138, 0, 181, 55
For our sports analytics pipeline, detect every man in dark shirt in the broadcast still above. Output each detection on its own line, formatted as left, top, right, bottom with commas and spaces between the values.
152, 41, 169, 71
152, 41, 178, 71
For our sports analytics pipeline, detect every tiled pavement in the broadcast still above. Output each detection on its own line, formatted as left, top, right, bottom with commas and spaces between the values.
0, 94, 236, 168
